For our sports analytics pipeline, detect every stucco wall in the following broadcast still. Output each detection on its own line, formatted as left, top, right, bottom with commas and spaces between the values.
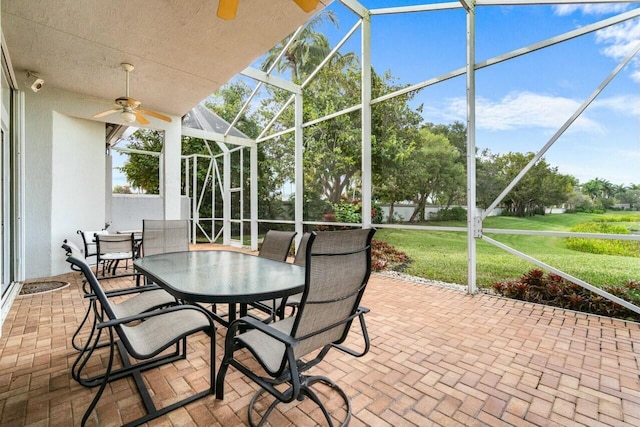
23, 86, 181, 278
110, 195, 190, 233
380, 204, 504, 222
51, 113, 105, 276
24, 89, 107, 278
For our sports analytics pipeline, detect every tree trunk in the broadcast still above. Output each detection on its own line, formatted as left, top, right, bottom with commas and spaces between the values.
410, 195, 427, 222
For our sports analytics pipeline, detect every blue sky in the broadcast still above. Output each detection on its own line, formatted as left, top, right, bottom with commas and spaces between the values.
300, 1, 639, 186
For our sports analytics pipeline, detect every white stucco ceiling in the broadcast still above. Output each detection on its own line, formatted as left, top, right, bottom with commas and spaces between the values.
2, 0, 329, 117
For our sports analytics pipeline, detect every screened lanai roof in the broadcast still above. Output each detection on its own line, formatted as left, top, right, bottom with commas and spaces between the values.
182, 104, 250, 139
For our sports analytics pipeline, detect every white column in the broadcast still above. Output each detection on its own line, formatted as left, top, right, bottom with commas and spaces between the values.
105, 150, 113, 228
162, 121, 182, 219
361, 12, 372, 229
294, 93, 304, 244
223, 150, 231, 246
250, 142, 258, 250
466, 5, 478, 294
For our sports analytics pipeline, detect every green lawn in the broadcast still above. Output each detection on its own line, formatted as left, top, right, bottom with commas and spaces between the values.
375, 212, 640, 288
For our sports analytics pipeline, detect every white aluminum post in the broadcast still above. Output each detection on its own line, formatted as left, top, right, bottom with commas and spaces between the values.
105, 149, 113, 227
239, 150, 243, 245
251, 142, 258, 250
466, 2, 478, 294
184, 157, 190, 198
361, 12, 372, 228
223, 150, 231, 246
162, 124, 181, 219
294, 93, 304, 244
192, 156, 198, 243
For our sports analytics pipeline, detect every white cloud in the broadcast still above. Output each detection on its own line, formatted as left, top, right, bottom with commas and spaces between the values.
426, 91, 603, 132
591, 94, 640, 116
552, 5, 640, 82
553, 4, 630, 16
595, 20, 640, 82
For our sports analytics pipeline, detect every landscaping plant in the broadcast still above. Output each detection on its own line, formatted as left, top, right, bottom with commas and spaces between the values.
492, 269, 640, 322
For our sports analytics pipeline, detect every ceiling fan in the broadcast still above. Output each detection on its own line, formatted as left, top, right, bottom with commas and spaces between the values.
93, 63, 171, 125
217, 0, 320, 20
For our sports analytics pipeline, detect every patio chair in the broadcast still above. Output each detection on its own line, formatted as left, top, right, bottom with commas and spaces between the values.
216, 228, 376, 427
65, 253, 215, 427
259, 231, 312, 320
62, 241, 178, 377
141, 219, 190, 256
77, 228, 108, 263
258, 230, 297, 261
293, 231, 311, 267
250, 230, 297, 321
95, 233, 136, 277
278, 231, 312, 317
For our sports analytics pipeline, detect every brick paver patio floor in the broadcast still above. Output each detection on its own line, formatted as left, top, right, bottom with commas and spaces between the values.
1, 245, 639, 426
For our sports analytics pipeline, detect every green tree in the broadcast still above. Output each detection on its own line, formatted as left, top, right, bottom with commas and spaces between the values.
476, 149, 506, 210
205, 80, 260, 139
119, 129, 164, 194
403, 129, 464, 222
303, 55, 362, 202
422, 121, 468, 207
491, 152, 573, 217
260, 10, 339, 82
370, 70, 426, 221
618, 184, 640, 209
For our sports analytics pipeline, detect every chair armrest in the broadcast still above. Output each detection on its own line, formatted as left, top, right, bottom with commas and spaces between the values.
331, 306, 370, 358
228, 316, 297, 347
104, 284, 161, 297
97, 303, 214, 330
83, 283, 161, 299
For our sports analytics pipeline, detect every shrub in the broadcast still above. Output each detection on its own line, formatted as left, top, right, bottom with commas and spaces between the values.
372, 201, 384, 224
370, 240, 410, 272
433, 206, 467, 221
491, 269, 640, 321
332, 199, 384, 224
566, 221, 639, 257
333, 202, 361, 223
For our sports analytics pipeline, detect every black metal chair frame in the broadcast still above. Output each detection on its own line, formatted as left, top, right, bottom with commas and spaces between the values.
94, 232, 137, 278
248, 230, 297, 322
63, 241, 172, 356
77, 228, 107, 265
65, 254, 216, 427
216, 229, 375, 427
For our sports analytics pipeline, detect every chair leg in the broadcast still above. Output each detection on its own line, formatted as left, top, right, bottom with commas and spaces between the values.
81, 327, 115, 427
246, 375, 351, 427
71, 299, 96, 352
72, 304, 108, 387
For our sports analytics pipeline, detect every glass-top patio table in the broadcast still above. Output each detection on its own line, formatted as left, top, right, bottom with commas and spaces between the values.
134, 250, 305, 325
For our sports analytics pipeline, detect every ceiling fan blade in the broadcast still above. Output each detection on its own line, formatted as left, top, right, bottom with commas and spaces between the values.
134, 111, 150, 125
93, 108, 120, 119
217, 0, 239, 20
293, 0, 319, 13
138, 108, 172, 123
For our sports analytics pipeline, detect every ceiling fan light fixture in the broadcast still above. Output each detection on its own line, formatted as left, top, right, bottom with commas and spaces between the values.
120, 110, 136, 124
293, 0, 319, 12
217, 0, 239, 20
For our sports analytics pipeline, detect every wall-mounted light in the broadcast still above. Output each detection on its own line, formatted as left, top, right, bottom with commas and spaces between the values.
26, 71, 44, 92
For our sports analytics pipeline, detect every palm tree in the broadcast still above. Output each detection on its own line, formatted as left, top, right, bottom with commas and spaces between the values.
260, 10, 339, 83
581, 179, 601, 200
598, 178, 615, 199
